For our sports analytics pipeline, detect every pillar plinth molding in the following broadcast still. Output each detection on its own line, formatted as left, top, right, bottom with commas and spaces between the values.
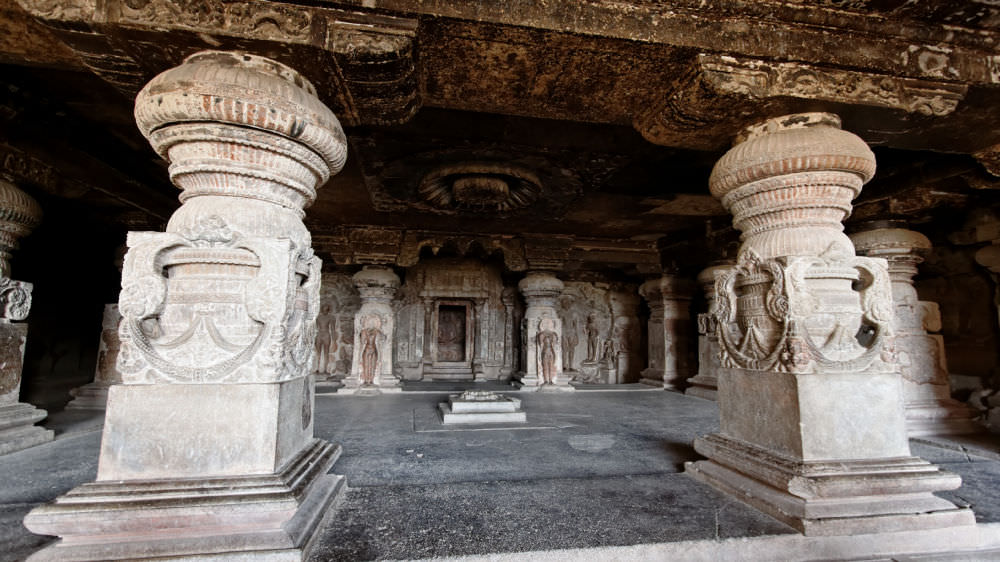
24, 51, 347, 561
686, 113, 974, 536
0, 178, 50, 455
517, 271, 573, 392
852, 226, 981, 436
685, 263, 734, 400
341, 265, 402, 395
639, 275, 695, 390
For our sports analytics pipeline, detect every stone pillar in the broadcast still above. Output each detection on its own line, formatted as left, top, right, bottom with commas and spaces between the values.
686, 113, 973, 535
606, 290, 640, 384
473, 298, 489, 381
639, 275, 695, 389
66, 245, 127, 410
975, 243, 1000, 432
518, 271, 573, 391
0, 178, 51, 455
852, 225, 980, 436
342, 265, 401, 395
685, 263, 733, 400
24, 51, 348, 560
500, 287, 516, 380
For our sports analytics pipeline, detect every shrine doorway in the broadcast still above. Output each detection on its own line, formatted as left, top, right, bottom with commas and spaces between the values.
426, 299, 475, 380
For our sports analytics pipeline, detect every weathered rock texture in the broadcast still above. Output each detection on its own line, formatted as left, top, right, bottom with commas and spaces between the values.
686, 113, 974, 535
685, 263, 733, 400
975, 241, 1000, 433
639, 275, 694, 389
851, 225, 981, 436
0, 177, 50, 455
23, 51, 347, 560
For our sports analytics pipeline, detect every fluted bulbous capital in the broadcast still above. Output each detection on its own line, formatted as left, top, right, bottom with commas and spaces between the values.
134, 51, 347, 245
696, 263, 734, 300
0, 178, 41, 276
352, 266, 400, 302
639, 275, 695, 304
709, 113, 876, 259
518, 271, 564, 306
851, 227, 931, 262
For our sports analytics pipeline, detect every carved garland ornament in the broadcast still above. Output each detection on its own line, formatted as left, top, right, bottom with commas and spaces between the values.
117, 217, 320, 384
714, 248, 894, 374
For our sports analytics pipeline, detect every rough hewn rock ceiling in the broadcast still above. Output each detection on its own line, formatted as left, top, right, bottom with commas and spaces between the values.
1, 0, 998, 273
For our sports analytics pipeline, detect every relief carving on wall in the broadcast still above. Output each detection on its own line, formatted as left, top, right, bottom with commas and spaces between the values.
313, 273, 359, 380
536, 317, 559, 385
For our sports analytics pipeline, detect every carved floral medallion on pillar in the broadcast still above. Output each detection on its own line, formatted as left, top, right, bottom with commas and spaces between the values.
639, 275, 695, 390
686, 113, 974, 536
24, 51, 349, 561
518, 271, 573, 391
851, 225, 981, 436
0, 178, 50, 455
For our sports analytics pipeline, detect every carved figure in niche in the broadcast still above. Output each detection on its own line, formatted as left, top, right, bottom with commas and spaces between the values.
560, 299, 579, 371
585, 313, 600, 361
359, 315, 383, 385
313, 302, 338, 374
537, 318, 559, 385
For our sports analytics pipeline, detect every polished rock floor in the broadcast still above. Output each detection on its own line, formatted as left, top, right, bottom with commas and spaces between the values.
2, 390, 1000, 561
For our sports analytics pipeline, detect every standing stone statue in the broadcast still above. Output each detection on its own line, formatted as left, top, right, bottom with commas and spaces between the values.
359, 315, 383, 386
585, 313, 600, 362
537, 318, 559, 385
313, 302, 338, 376
560, 305, 579, 371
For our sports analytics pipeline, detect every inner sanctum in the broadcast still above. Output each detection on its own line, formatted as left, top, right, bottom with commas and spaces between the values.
3, 1, 1000, 561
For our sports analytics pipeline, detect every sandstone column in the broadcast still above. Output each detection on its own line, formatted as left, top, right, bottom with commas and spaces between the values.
685, 263, 733, 400
342, 265, 401, 394
24, 51, 347, 560
518, 271, 573, 391
0, 178, 51, 454
852, 224, 980, 435
639, 275, 694, 389
66, 245, 127, 410
500, 287, 516, 380
975, 242, 1000, 432
686, 113, 974, 535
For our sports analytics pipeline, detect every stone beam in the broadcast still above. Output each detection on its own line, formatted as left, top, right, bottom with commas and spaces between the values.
16, 0, 419, 126
635, 54, 969, 150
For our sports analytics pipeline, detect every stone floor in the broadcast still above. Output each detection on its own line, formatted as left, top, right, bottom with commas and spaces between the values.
2, 390, 1000, 561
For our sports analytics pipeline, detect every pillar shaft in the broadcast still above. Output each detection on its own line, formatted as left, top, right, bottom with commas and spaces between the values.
975, 243, 1000, 433
686, 113, 973, 536
685, 263, 733, 400
518, 271, 573, 391
0, 178, 50, 454
852, 226, 980, 436
24, 51, 348, 560
639, 275, 694, 389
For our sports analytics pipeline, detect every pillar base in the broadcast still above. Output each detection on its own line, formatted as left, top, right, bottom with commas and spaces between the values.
24, 439, 344, 561
639, 367, 686, 390
518, 372, 574, 392
905, 399, 984, 437
65, 382, 112, 410
684, 374, 718, 400
0, 402, 53, 455
686, 434, 974, 536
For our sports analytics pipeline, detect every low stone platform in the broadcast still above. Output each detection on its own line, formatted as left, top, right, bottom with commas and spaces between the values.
4, 392, 1000, 561
439, 390, 526, 424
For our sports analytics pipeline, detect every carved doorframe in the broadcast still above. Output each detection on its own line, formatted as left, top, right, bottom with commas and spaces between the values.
431, 299, 475, 367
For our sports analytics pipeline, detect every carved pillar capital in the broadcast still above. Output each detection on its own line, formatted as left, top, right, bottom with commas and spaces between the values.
517, 270, 564, 307
0, 178, 41, 279
352, 265, 400, 303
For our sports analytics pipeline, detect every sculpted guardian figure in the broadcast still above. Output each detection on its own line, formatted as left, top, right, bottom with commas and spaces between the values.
359, 315, 383, 385
537, 318, 559, 385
